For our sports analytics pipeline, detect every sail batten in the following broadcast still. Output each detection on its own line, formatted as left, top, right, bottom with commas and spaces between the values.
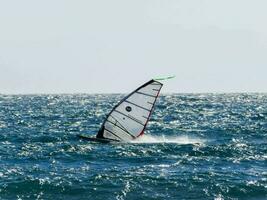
124, 100, 151, 112
96, 79, 163, 142
113, 110, 145, 126
104, 128, 122, 140
106, 120, 135, 138
135, 91, 157, 98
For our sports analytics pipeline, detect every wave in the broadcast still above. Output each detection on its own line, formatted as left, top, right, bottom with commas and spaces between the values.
130, 134, 205, 145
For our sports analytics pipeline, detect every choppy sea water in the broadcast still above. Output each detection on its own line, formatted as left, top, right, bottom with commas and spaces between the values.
0, 94, 266, 200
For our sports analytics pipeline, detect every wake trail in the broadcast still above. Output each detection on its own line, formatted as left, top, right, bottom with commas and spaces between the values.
131, 134, 205, 144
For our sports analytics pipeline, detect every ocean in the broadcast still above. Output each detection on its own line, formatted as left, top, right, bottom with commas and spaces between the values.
0, 94, 266, 200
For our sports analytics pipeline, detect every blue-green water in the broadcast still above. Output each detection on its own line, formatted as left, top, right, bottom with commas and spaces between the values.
0, 94, 266, 200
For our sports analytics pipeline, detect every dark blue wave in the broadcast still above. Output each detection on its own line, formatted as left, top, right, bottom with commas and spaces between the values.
0, 94, 266, 199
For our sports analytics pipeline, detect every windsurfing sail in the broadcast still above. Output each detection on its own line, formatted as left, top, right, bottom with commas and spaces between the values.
96, 79, 163, 142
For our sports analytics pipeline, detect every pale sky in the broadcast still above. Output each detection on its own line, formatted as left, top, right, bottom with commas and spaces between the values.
0, 0, 267, 94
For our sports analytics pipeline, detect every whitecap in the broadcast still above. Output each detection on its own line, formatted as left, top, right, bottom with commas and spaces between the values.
131, 134, 205, 145
116, 181, 131, 200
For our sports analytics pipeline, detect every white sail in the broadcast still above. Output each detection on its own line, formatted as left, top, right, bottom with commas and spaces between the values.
96, 80, 163, 142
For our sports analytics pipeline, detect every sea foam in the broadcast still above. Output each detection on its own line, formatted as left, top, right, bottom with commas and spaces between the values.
131, 134, 205, 144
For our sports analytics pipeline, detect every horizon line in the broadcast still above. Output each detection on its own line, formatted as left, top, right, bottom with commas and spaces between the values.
1, 92, 267, 95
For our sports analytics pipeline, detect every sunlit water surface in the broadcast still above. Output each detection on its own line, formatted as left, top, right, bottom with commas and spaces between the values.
0, 94, 266, 199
